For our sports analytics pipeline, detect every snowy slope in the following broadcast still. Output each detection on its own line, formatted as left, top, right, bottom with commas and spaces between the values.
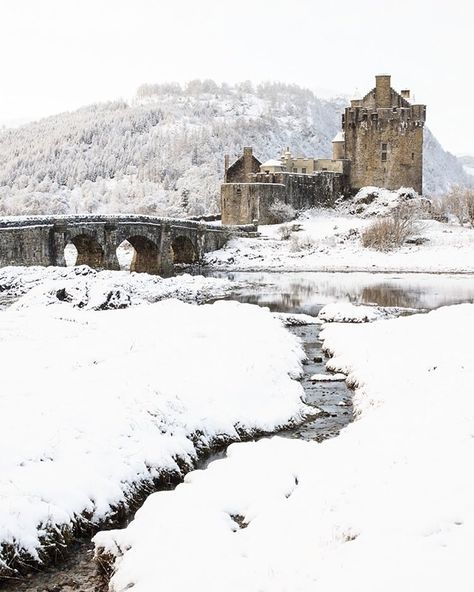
459, 155, 474, 177
0, 299, 307, 575
0, 81, 469, 218
95, 303, 474, 592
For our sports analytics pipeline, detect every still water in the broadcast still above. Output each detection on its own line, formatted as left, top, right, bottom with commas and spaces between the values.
207, 271, 474, 313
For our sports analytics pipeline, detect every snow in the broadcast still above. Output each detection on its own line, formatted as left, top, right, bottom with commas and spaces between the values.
0, 265, 235, 309
205, 207, 474, 273
0, 299, 308, 574
463, 165, 474, 176
318, 302, 389, 323
272, 312, 321, 326
346, 186, 424, 217
95, 303, 474, 592
310, 372, 346, 381
260, 159, 284, 168
332, 131, 344, 142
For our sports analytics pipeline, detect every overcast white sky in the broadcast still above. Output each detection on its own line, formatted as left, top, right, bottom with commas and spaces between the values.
0, 0, 472, 154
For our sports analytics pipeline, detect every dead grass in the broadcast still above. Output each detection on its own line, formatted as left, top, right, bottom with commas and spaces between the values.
361, 208, 416, 251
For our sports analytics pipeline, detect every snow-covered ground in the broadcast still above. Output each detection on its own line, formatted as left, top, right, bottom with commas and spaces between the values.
205, 209, 474, 273
95, 303, 474, 592
0, 299, 308, 575
0, 265, 236, 309
318, 302, 393, 322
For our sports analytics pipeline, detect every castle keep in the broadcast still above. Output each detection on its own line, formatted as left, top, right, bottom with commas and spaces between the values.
221, 74, 426, 225
343, 74, 426, 194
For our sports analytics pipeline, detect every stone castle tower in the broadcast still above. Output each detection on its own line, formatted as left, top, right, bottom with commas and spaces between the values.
340, 74, 426, 194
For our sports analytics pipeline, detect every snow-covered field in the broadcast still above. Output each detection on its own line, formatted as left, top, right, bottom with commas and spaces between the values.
0, 265, 235, 309
95, 303, 474, 591
0, 298, 308, 575
205, 209, 474, 273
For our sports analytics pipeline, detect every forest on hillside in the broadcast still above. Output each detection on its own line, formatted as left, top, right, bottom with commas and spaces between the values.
0, 80, 470, 217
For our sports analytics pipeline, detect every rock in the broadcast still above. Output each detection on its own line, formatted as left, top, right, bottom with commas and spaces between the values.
405, 236, 430, 245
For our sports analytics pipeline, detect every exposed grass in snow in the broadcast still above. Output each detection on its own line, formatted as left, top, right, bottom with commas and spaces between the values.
0, 300, 308, 577
95, 304, 474, 591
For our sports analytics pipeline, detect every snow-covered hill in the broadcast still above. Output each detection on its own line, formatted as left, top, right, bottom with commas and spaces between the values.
0, 81, 470, 217
459, 155, 474, 177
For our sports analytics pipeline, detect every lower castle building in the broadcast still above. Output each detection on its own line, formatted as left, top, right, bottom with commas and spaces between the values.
221, 74, 426, 225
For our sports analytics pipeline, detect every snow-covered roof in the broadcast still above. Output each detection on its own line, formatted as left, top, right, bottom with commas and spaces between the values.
261, 159, 284, 168
332, 132, 345, 143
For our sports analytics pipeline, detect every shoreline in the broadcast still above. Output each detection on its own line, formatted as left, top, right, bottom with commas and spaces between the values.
204, 265, 474, 275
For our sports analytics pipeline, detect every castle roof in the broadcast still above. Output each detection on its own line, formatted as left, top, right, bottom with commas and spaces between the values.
261, 159, 284, 167
332, 132, 345, 143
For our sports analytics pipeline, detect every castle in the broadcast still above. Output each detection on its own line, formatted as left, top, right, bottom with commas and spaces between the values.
221, 74, 426, 225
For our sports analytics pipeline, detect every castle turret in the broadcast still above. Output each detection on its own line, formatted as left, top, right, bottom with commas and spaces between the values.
332, 132, 345, 160
342, 74, 426, 194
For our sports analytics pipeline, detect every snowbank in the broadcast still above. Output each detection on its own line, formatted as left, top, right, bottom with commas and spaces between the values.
205, 209, 474, 273
0, 300, 308, 575
345, 186, 428, 218
0, 265, 234, 309
310, 372, 346, 381
272, 312, 321, 326
318, 302, 389, 323
95, 304, 474, 591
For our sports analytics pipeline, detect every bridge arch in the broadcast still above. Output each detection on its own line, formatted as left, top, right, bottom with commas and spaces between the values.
171, 235, 198, 264
68, 233, 105, 268
125, 235, 160, 274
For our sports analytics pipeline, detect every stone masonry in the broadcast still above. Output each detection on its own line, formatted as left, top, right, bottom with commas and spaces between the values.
343, 74, 426, 194
0, 215, 242, 275
220, 74, 426, 225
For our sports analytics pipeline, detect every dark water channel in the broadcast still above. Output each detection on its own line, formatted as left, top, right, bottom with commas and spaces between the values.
3, 271, 474, 591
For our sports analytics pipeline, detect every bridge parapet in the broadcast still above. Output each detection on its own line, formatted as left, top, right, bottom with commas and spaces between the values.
0, 215, 250, 275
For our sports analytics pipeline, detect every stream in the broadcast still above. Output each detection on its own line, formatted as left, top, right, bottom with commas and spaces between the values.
2, 271, 474, 591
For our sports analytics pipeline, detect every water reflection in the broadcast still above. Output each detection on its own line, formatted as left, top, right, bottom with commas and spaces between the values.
207, 271, 474, 314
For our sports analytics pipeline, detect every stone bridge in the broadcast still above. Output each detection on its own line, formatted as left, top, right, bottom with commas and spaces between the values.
0, 215, 250, 276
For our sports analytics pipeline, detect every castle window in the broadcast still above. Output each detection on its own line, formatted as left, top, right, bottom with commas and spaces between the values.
412, 152, 415, 161
292, 168, 297, 173
381, 143, 388, 162
302, 167, 307, 174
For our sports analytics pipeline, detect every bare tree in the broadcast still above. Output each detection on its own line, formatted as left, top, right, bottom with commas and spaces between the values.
465, 188, 474, 228
444, 185, 467, 225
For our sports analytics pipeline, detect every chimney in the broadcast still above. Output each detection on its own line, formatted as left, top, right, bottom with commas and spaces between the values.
243, 147, 253, 181
401, 89, 411, 100
375, 74, 391, 108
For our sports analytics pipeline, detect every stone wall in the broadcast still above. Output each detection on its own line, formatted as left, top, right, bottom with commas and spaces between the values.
0, 226, 55, 267
221, 171, 348, 225
251, 172, 348, 208
221, 182, 286, 225
343, 75, 426, 194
